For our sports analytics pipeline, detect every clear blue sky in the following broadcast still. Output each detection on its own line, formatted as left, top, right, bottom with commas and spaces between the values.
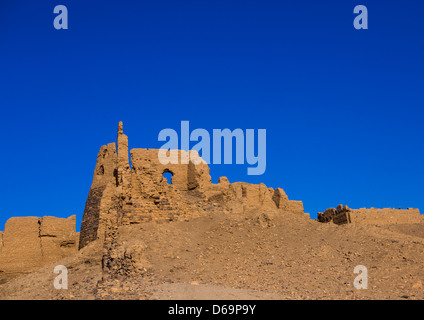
0, 0, 423, 231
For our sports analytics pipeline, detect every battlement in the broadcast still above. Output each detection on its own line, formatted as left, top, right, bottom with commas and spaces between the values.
79, 122, 305, 249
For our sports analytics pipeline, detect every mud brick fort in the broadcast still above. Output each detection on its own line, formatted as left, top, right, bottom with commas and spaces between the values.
0, 122, 421, 277
78, 122, 306, 250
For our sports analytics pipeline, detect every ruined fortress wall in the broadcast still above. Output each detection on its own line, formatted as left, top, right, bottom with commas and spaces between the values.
1, 217, 43, 272
230, 182, 275, 208
0, 216, 78, 274
78, 122, 306, 249
79, 186, 106, 249
79, 143, 118, 249
40, 216, 80, 265
349, 208, 422, 225
272, 187, 304, 214
318, 205, 422, 225
114, 148, 210, 225
131, 148, 191, 190
282, 200, 304, 215
131, 148, 212, 191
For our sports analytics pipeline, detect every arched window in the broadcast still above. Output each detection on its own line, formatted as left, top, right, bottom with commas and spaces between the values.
163, 169, 173, 184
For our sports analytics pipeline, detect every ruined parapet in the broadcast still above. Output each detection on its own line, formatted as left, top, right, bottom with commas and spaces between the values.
0, 216, 78, 274
215, 182, 276, 215
349, 207, 421, 225
317, 205, 421, 225
197, 178, 304, 216
272, 187, 304, 214
283, 200, 305, 215
228, 182, 275, 208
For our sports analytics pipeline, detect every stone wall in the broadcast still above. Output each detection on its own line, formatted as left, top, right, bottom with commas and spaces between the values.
0, 216, 79, 274
79, 186, 106, 249
79, 141, 118, 249
350, 208, 421, 225
317, 204, 422, 226
0, 231, 3, 255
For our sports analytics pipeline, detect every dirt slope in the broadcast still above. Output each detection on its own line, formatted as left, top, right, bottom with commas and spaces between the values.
0, 240, 102, 300
1, 211, 423, 300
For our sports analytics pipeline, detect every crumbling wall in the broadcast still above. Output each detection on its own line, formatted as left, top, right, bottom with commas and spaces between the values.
0, 231, 3, 255
0, 217, 43, 273
130, 148, 206, 191
228, 182, 275, 208
79, 122, 306, 249
40, 216, 79, 265
350, 208, 421, 225
317, 204, 421, 225
79, 186, 106, 249
0, 216, 78, 274
272, 188, 304, 214
79, 142, 118, 249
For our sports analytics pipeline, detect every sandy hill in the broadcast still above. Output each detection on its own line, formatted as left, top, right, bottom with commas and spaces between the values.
1, 210, 423, 300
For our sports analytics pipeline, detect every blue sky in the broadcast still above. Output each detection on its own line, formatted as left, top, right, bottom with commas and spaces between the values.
0, 0, 423, 230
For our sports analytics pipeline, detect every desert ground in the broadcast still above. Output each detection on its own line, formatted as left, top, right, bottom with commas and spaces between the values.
1, 210, 423, 300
